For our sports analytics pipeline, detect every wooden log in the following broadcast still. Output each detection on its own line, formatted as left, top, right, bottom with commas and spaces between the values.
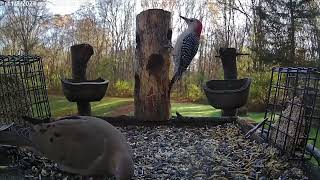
71, 43, 94, 116
134, 9, 172, 121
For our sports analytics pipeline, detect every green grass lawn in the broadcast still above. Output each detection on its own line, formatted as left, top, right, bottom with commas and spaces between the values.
49, 96, 264, 121
49, 96, 133, 117
171, 102, 221, 117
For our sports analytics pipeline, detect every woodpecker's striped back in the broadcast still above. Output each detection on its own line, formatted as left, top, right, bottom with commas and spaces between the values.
169, 16, 202, 92
175, 32, 200, 80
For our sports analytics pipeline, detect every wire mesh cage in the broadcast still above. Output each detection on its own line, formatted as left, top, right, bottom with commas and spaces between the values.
261, 67, 320, 164
0, 55, 51, 125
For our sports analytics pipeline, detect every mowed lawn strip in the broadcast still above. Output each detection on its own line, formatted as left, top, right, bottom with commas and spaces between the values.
49, 96, 132, 117
49, 96, 264, 119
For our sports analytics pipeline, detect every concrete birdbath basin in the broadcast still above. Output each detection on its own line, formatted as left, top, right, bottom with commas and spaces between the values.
61, 77, 109, 102
203, 78, 251, 109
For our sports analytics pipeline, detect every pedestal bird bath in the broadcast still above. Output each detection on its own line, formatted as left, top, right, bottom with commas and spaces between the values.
203, 48, 251, 117
61, 78, 108, 102
203, 78, 251, 110
61, 44, 109, 115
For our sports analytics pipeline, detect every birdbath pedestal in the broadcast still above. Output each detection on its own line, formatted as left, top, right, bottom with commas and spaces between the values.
203, 48, 251, 117
61, 44, 109, 116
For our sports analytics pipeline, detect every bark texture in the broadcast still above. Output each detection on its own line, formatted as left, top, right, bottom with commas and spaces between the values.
134, 9, 172, 121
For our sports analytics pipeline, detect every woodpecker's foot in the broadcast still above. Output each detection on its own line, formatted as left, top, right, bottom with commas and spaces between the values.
163, 43, 173, 50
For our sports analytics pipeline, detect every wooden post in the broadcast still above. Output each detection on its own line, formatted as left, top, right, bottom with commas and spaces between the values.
71, 43, 94, 116
220, 48, 237, 80
134, 9, 172, 121
219, 48, 238, 116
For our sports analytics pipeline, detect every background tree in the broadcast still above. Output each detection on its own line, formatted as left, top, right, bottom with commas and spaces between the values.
257, 0, 320, 66
0, 1, 48, 54
0, 0, 319, 109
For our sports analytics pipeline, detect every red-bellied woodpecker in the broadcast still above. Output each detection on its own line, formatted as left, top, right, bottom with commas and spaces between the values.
169, 15, 202, 91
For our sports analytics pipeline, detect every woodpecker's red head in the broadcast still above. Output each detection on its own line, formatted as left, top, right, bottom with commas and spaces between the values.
180, 15, 202, 36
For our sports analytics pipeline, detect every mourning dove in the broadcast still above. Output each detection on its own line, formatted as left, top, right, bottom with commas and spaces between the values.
0, 116, 134, 180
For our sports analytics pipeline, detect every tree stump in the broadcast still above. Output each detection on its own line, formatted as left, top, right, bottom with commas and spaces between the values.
71, 43, 94, 116
135, 9, 172, 121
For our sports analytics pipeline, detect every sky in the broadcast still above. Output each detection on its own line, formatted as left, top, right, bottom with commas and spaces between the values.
47, 0, 96, 15
47, 0, 142, 15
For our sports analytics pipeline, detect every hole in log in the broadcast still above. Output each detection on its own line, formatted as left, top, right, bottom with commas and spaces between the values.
167, 29, 172, 41
136, 32, 140, 48
147, 54, 164, 76
134, 73, 140, 95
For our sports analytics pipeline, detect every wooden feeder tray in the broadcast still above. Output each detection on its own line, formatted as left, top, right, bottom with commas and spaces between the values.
61, 77, 108, 102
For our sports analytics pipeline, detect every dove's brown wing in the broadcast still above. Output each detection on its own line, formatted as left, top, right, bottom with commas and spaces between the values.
31, 117, 118, 175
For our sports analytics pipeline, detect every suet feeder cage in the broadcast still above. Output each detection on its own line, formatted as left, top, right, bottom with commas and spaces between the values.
0, 55, 51, 125
261, 67, 320, 163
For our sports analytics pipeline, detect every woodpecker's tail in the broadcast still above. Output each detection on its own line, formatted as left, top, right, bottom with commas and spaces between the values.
169, 70, 183, 93
169, 74, 177, 93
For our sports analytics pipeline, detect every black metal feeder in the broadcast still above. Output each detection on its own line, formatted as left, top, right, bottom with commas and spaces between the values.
203, 78, 251, 109
0, 55, 51, 125
260, 67, 320, 164
61, 78, 109, 102
61, 43, 109, 116
203, 48, 251, 117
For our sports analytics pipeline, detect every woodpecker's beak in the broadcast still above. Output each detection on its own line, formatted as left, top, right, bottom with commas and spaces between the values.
180, 15, 190, 24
